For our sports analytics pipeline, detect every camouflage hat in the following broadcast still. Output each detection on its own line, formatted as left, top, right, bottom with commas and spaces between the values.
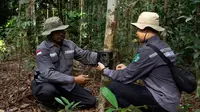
42, 16, 69, 36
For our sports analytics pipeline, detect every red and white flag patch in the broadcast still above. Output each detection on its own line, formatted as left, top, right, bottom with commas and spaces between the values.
36, 49, 42, 56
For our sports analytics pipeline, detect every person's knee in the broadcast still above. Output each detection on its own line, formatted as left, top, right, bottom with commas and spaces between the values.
37, 83, 58, 102
81, 96, 96, 109
107, 81, 121, 93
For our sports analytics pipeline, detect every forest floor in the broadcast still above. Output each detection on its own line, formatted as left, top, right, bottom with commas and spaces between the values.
0, 60, 199, 112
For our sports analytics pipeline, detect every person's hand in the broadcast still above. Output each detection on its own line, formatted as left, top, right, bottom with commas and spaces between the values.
74, 75, 89, 84
96, 62, 105, 71
116, 64, 127, 70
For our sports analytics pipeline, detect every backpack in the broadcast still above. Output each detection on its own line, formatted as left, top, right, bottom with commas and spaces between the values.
147, 44, 197, 93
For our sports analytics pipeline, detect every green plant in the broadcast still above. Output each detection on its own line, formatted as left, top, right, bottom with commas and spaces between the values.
0, 40, 6, 52
55, 96, 81, 112
178, 104, 200, 112
0, 39, 7, 60
178, 104, 193, 112
23, 56, 36, 70
101, 87, 147, 112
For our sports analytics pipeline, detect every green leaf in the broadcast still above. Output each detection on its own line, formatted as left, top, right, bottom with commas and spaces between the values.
71, 102, 81, 109
65, 106, 69, 111
177, 16, 187, 20
61, 96, 70, 105
192, 0, 200, 4
143, 105, 148, 109
100, 87, 118, 109
185, 16, 193, 22
19, 0, 29, 4
68, 101, 75, 108
121, 108, 131, 112
127, 105, 144, 112
106, 108, 117, 112
58, 110, 65, 112
129, 0, 138, 7
194, 52, 200, 59
55, 97, 65, 106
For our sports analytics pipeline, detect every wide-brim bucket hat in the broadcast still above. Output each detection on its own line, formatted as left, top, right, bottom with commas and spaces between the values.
42, 16, 69, 36
131, 12, 165, 32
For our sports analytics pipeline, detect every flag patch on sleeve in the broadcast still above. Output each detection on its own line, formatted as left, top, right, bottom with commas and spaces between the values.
36, 50, 42, 56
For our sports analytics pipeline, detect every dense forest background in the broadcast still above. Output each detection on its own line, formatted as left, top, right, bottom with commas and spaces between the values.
0, 0, 200, 112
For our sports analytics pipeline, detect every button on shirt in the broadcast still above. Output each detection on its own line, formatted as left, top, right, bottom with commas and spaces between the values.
35, 39, 98, 91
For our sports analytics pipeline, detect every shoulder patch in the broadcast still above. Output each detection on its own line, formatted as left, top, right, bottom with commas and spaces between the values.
36, 50, 42, 56
132, 53, 140, 62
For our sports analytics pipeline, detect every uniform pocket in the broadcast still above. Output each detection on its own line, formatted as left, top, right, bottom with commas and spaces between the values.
64, 50, 74, 59
50, 52, 58, 63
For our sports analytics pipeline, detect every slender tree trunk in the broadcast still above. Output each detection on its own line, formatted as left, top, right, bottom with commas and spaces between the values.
103, 2, 118, 51
57, 0, 63, 20
97, 0, 118, 112
195, 4, 200, 98
27, 0, 36, 53
163, 0, 168, 42
16, 1, 21, 103
47, 3, 53, 18
47, 3, 49, 18
164, 0, 168, 13
62, 0, 65, 22
151, 0, 157, 11
79, 0, 84, 46
32, 0, 36, 47
195, 4, 200, 32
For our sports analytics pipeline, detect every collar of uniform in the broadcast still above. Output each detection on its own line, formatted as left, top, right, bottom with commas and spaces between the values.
46, 39, 69, 48
46, 40, 55, 48
144, 35, 160, 45
62, 39, 70, 47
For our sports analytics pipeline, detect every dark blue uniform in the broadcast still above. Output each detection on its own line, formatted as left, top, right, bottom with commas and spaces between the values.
31, 39, 98, 109
104, 36, 180, 112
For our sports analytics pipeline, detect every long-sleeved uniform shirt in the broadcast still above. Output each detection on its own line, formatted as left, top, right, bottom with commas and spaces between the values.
103, 36, 180, 112
35, 39, 98, 91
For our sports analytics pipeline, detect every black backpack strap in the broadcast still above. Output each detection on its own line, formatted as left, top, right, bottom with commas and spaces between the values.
147, 44, 174, 68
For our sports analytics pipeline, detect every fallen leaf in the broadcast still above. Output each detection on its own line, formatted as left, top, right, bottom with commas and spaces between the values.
9, 107, 18, 112
20, 104, 30, 109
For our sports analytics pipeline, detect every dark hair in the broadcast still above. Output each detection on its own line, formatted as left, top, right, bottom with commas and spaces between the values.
47, 34, 52, 39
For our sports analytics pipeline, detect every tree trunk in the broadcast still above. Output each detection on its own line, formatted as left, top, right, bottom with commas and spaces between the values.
164, 0, 168, 13
195, 4, 200, 32
79, 0, 84, 46
27, 0, 36, 53
47, 3, 49, 18
97, 0, 118, 112
163, 0, 168, 41
47, 3, 53, 18
57, 0, 63, 21
62, 0, 65, 22
195, 4, 200, 98
195, 61, 200, 98
151, 0, 157, 11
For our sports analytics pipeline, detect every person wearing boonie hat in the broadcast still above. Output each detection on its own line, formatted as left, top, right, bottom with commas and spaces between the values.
96, 12, 180, 112
31, 16, 99, 111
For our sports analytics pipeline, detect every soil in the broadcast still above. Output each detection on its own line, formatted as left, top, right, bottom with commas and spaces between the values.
0, 60, 199, 112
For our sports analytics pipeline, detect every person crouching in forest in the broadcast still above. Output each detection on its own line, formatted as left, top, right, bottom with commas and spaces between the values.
31, 17, 99, 111
97, 12, 180, 112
